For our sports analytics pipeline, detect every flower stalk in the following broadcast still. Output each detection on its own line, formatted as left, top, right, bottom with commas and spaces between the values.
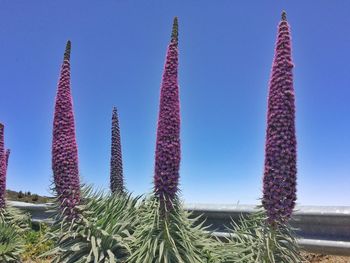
0, 123, 6, 209
52, 41, 80, 217
262, 11, 297, 224
110, 107, 124, 194
154, 17, 181, 211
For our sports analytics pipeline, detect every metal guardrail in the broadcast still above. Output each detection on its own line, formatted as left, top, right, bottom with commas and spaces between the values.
185, 204, 350, 256
9, 201, 350, 256
9, 201, 55, 225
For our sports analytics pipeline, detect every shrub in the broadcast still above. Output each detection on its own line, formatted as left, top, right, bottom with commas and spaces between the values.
21, 224, 54, 262
45, 186, 139, 262
32, 194, 39, 202
224, 209, 303, 263
0, 206, 30, 232
129, 197, 220, 263
0, 222, 24, 262
17, 191, 24, 199
0, 206, 30, 262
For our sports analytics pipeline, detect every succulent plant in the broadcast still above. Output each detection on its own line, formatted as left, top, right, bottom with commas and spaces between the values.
130, 18, 218, 263
0, 206, 30, 233
0, 222, 24, 262
262, 11, 297, 224
154, 17, 181, 210
52, 41, 81, 218
47, 186, 139, 263
110, 107, 124, 194
0, 202, 29, 263
129, 196, 218, 263
226, 209, 303, 263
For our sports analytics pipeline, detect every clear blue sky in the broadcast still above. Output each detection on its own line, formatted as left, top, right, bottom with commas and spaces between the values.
0, 1, 349, 206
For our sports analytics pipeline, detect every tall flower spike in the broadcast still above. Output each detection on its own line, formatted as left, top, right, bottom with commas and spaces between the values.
171, 17, 178, 44
110, 107, 124, 194
52, 41, 80, 217
0, 123, 6, 209
154, 17, 181, 210
5, 149, 10, 171
262, 11, 297, 224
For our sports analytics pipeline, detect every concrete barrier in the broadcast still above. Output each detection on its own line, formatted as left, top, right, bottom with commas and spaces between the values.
9, 201, 350, 256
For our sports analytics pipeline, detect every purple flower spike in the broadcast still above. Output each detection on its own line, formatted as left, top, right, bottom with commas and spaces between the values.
262, 11, 297, 224
154, 17, 181, 208
0, 123, 7, 209
110, 107, 124, 194
52, 41, 80, 217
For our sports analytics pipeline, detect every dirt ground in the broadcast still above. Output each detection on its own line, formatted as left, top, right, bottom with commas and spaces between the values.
303, 253, 350, 263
